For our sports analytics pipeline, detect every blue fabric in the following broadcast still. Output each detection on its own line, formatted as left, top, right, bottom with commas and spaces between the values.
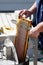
36, 0, 43, 49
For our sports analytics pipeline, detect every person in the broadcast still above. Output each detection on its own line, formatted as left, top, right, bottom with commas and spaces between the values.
19, 0, 43, 50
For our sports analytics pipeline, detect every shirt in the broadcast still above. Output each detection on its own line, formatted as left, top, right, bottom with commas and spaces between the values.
36, 0, 43, 49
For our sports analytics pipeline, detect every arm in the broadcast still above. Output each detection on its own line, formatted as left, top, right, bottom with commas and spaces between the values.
35, 22, 43, 33
28, 2, 37, 15
19, 1, 37, 18
29, 22, 43, 38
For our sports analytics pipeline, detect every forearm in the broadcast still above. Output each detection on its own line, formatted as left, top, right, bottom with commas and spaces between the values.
35, 22, 43, 33
28, 2, 37, 15
29, 22, 43, 38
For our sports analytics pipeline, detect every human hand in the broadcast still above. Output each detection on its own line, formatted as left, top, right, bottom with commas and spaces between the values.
19, 9, 31, 18
28, 27, 40, 38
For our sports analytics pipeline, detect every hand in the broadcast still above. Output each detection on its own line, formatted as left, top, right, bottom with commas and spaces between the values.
28, 27, 40, 38
19, 9, 31, 18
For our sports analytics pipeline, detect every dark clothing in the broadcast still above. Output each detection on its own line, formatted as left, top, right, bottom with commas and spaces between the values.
36, 0, 43, 49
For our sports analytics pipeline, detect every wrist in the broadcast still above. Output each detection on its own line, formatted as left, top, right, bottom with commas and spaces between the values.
28, 9, 33, 14
27, 10, 32, 17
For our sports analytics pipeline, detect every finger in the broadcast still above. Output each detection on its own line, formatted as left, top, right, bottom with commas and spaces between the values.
19, 10, 24, 18
19, 10, 26, 17
19, 10, 23, 15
